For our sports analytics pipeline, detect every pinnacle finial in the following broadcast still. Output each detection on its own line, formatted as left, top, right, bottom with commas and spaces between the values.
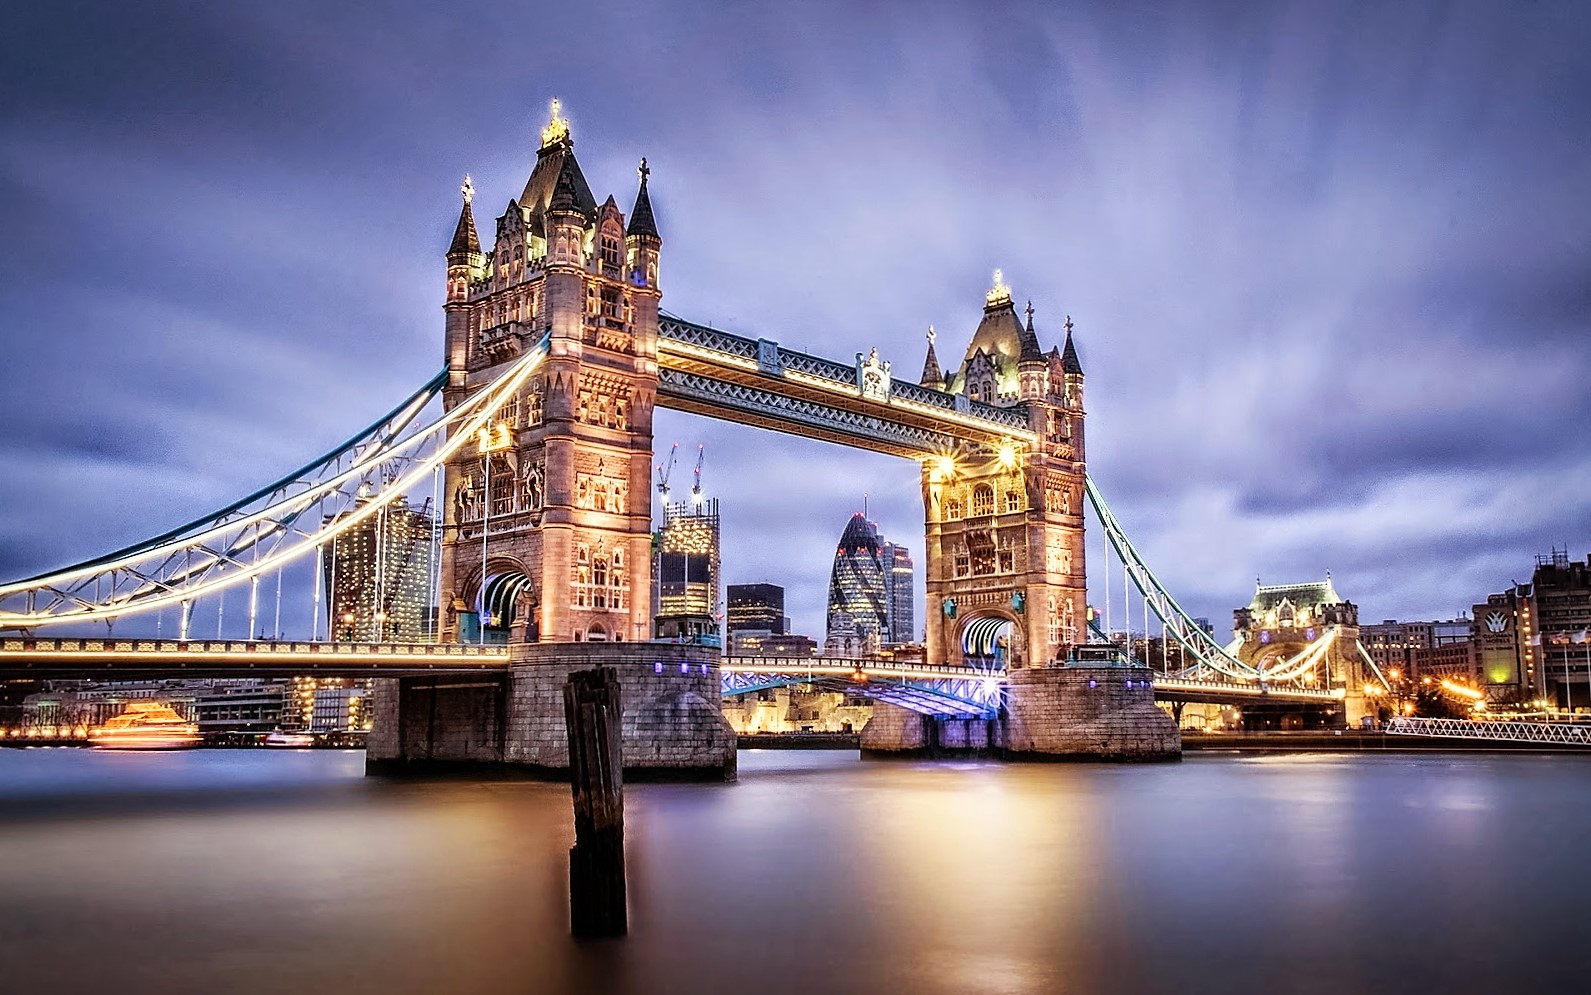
986, 268, 1011, 307
540, 97, 570, 147
1064, 314, 1074, 335
638, 156, 650, 184
460, 173, 474, 205
1025, 299, 1034, 323
927, 324, 936, 346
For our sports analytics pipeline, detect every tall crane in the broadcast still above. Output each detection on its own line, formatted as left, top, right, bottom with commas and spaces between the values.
690, 445, 705, 506
656, 442, 679, 503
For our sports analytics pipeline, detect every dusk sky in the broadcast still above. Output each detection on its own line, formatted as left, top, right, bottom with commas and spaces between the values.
3, 1, 1589, 640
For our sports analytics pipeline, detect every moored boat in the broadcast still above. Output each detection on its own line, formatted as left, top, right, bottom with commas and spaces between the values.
264, 730, 316, 748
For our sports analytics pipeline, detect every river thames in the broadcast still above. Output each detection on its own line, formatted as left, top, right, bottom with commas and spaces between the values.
0, 748, 1586, 994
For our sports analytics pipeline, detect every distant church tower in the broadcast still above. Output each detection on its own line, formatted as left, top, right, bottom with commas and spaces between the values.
437, 101, 662, 645
921, 272, 1088, 668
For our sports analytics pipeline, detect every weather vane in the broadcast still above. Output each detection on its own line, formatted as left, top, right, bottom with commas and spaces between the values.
986, 268, 1011, 306
461, 173, 474, 205
638, 156, 650, 183
927, 324, 936, 345
540, 97, 569, 146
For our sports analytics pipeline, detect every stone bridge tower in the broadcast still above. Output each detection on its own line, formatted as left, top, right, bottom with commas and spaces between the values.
1234, 577, 1369, 725
920, 273, 1088, 670
438, 102, 661, 645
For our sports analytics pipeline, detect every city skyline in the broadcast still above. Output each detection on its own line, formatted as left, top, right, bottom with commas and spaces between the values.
3, 2, 1590, 639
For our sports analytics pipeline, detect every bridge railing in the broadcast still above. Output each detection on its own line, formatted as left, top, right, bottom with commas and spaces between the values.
721, 656, 1004, 681
0, 637, 508, 659
1383, 716, 1591, 745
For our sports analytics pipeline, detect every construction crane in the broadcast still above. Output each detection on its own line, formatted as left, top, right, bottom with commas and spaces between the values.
690, 445, 705, 506
656, 442, 679, 502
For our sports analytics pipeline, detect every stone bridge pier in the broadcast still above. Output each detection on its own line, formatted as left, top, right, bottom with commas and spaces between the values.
860, 664, 1180, 761
366, 642, 736, 781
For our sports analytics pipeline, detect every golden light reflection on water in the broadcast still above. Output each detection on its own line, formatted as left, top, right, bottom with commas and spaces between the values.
1, 750, 1589, 994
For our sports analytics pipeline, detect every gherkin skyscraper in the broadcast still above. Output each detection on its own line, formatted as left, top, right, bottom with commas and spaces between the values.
826, 513, 889, 651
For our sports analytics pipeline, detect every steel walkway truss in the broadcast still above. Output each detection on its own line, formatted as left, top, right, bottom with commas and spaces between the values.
657, 315, 1035, 460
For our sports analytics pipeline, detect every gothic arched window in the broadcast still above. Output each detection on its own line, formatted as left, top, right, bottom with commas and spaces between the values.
972, 484, 994, 517
1004, 490, 1022, 513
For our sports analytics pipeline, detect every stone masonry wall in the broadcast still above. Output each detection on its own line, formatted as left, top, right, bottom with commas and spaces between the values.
366, 679, 400, 761
859, 702, 927, 753
505, 642, 736, 780
365, 677, 507, 771
860, 702, 1005, 757
1006, 665, 1180, 760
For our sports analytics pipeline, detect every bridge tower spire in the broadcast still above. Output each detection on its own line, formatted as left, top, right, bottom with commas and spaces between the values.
436, 104, 661, 646
922, 275, 1087, 672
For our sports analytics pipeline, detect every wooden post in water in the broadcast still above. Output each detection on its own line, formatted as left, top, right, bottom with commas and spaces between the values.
564, 666, 627, 938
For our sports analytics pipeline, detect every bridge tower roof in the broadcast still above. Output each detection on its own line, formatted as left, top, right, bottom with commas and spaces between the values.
518, 101, 597, 226
1248, 576, 1345, 612
957, 271, 1030, 381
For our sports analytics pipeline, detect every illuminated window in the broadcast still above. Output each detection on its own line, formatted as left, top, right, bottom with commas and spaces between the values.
575, 545, 591, 607
972, 484, 994, 517
601, 226, 623, 273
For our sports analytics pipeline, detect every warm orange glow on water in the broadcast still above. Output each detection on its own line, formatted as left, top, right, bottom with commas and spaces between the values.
88, 701, 199, 750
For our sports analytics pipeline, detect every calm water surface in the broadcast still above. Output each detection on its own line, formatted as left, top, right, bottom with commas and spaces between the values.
0, 748, 1587, 995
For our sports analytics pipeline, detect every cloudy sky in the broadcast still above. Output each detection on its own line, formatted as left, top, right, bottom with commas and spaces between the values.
3, 0, 1589, 640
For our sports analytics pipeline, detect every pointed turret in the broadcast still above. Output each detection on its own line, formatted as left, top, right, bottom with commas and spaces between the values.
920, 326, 943, 387
548, 163, 582, 214
1060, 315, 1083, 375
448, 175, 481, 261
448, 201, 480, 259
1019, 300, 1045, 363
627, 157, 659, 238
626, 157, 662, 291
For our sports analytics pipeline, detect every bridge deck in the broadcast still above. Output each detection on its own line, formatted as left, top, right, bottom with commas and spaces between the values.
0, 640, 1340, 704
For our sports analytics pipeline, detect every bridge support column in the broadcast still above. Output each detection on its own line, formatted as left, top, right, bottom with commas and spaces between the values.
366, 643, 736, 780
859, 703, 1004, 758
1005, 665, 1180, 761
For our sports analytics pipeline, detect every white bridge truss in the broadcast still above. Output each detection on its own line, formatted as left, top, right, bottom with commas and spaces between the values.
1084, 476, 1385, 693
0, 335, 551, 633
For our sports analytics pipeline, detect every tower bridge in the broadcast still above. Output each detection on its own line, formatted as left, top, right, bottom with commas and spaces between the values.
0, 104, 1386, 775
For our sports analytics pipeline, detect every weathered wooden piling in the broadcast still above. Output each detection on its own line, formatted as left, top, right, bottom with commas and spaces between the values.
564, 666, 627, 938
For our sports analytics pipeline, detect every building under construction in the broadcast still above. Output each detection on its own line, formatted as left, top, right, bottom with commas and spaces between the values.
653, 498, 721, 642
322, 494, 436, 642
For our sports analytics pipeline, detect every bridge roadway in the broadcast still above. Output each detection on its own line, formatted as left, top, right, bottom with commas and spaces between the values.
0, 638, 1344, 708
